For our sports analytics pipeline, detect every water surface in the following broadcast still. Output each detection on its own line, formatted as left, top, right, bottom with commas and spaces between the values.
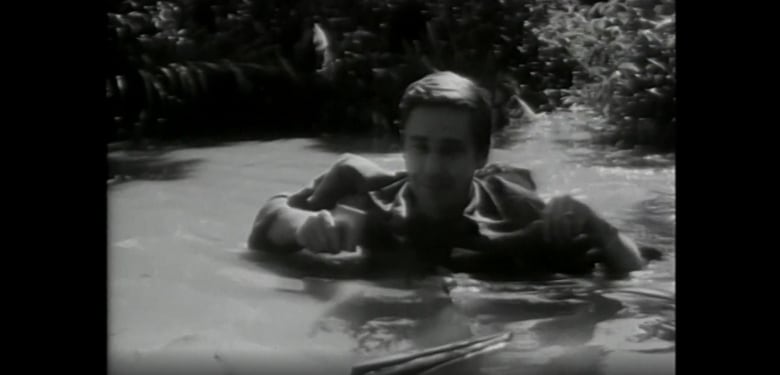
108, 111, 675, 374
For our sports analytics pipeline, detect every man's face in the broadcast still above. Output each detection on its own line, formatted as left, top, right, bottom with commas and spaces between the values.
403, 106, 486, 220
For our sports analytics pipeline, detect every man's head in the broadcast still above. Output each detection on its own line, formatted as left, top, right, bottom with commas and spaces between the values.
398, 71, 493, 220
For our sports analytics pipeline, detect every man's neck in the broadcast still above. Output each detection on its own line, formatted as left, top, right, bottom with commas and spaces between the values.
409, 183, 475, 223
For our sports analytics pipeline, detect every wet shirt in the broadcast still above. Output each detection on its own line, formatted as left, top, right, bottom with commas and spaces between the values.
252, 154, 592, 274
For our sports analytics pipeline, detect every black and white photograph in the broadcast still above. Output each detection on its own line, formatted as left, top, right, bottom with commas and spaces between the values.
107, 0, 676, 374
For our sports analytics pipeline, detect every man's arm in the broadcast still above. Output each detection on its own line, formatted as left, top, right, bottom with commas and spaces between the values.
247, 194, 315, 252
247, 153, 399, 253
590, 218, 645, 274
542, 195, 645, 275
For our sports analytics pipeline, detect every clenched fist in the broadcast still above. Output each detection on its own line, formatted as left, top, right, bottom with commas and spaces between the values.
295, 204, 366, 254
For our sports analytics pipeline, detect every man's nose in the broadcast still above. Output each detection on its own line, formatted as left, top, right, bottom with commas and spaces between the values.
423, 151, 445, 174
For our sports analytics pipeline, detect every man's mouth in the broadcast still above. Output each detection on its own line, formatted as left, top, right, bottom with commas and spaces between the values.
419, 182, 449, 190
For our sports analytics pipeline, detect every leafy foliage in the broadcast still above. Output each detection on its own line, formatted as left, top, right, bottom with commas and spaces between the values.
107, 0, 675, 151
537, 0, 675, 150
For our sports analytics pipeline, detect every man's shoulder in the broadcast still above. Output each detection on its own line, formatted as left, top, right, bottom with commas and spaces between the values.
476, 163, 537, 192
299, 153, 403, 210
330, 153, 404, 184
470, 163, 545, 229
332, 152, 381, 168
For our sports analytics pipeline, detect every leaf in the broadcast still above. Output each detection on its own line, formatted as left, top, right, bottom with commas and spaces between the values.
581, 34, 600, 44
607, 70, 622, 83
192, 63, 209, 97
591, 18, 607, 32
646, 58, 668, 72
665, 35, 675, 49
617, 12, 630, 25
138, 70, 157, 111
640, 29, 662, 43
647, 88, 663, 97
127, 11, 147, 21
588, 66, 609, 80
160, 66, 179, 96
202, 62, 223, 72
595, 2, 609, 16
184, 63, 202, 99
151, 73, 168, 108
275, 52, 301, 84
618, 62, 641, 73
351, 29, 376, 40
606, 25, 622, 35
115, 75, 127, 101
607, 3, 628, 16
655, 17, 675, 31
538, 36, 561, 48
176, 64, 195, 100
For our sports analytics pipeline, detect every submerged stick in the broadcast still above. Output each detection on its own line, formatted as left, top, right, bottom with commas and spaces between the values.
362, 332, 513, 375
351, 331, 513, 375
419, 340, 511, 375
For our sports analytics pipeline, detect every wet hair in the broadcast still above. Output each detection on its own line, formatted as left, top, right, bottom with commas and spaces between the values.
398, 71, 493, 159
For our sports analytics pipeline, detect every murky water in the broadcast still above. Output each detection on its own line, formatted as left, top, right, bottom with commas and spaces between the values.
108, 111, 674, 375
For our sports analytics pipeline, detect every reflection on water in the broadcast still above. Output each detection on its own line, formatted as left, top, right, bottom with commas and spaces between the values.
299, 271, 675, 374
311, 111, 676, 374
109, 109, 674, 375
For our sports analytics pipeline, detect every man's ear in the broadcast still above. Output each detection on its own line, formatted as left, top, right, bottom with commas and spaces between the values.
477, 142, 491, 168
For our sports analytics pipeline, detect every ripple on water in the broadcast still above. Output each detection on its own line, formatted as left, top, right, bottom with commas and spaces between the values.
109, 112, 674, 374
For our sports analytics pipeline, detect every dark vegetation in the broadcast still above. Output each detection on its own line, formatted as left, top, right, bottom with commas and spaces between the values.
107, 0, 675, 151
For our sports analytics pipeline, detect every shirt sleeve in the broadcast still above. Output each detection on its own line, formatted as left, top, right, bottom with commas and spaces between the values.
477, 163, 545, 229
248, 153, 400, 252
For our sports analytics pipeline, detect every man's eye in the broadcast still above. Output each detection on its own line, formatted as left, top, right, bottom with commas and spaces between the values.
440, 144, 464, 156
412, 143, 428, 153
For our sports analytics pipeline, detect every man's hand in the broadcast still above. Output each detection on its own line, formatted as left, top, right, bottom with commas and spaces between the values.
542, 195, 644, 273
542, 195, 596, 248
295, 204, 366, 254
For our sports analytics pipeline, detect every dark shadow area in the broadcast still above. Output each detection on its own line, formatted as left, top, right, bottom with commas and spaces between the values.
107, 154, 204, 184
241, 245, 595, 285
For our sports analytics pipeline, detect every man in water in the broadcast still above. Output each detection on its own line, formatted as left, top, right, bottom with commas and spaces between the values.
248, 71, 645, 277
